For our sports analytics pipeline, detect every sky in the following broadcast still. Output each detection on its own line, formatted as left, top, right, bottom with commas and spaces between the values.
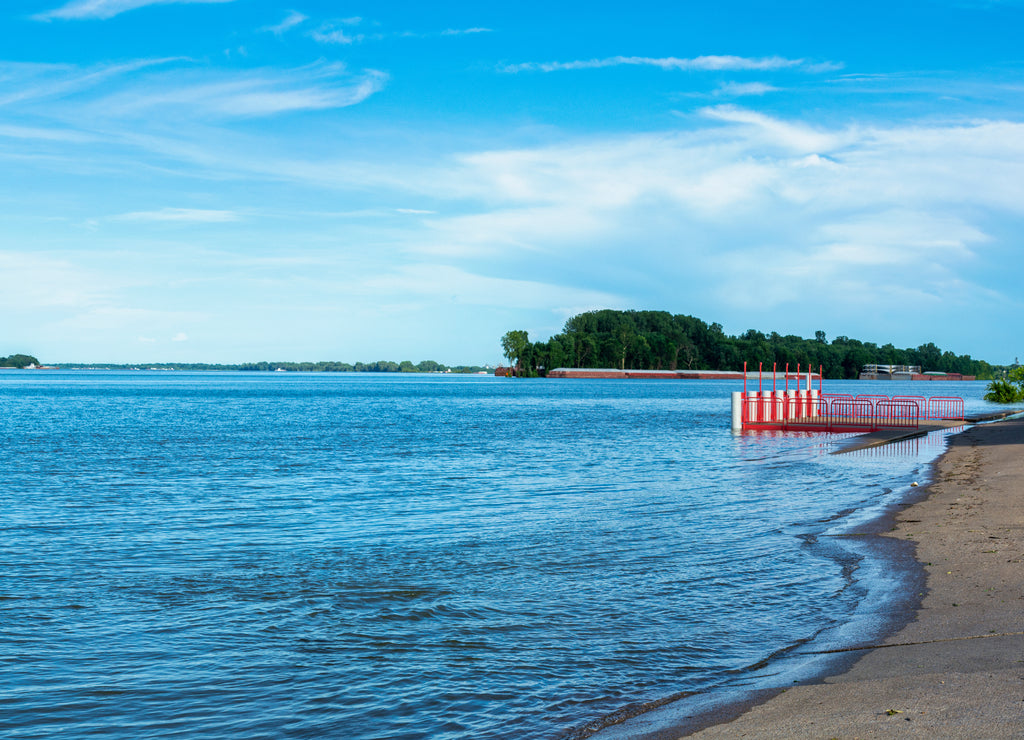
3, 0, 1024, 365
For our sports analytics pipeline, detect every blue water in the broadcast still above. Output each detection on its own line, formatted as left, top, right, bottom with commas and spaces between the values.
0, 373, 1001, 739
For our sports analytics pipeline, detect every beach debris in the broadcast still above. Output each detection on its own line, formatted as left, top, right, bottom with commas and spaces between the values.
886, 709, 903, 716
911, 481, 919, 487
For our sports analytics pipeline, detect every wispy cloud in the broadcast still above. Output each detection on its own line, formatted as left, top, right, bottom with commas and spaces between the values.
441, 27, 492, 36
698, 104, 839, 152
2, 59, 388, 121
500, 55, 834, 74
111, 207, 240, 222
35, 0, 236, 21
0, 58, 183, 107
0, 124, 96, 142
714, 81, 780, 96
310, 18, 492, 45
107, 66, 389, 117
261, 10, 307, 35
311, 17, 364, 44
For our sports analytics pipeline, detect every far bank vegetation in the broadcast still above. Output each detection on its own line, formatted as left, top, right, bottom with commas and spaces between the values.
501, 309, 995, 380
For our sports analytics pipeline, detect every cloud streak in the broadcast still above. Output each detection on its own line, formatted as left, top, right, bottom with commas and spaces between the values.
111, 207, 240, 222
500, 54, 836, 74
35, 0, 236, 21
261, 11, 307, 35
108, 67, 389, 117
0, 58, 388, 121
310, 19, 493, 45
714, 81, 780, 96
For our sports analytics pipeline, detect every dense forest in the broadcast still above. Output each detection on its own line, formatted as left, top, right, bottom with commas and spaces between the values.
500, 309, 995, 380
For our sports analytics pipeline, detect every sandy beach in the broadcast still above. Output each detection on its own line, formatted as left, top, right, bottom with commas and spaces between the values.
677, 414, 1024, 738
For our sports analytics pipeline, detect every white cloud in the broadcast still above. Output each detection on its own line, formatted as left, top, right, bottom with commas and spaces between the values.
309, 19, 489, 44
0, 124, 96, 143
98, 64, 387, 118
0, 58, 184, 107
500, 55, 824, 74
714, 81, 780, 96
111, 208, 241, 223
363, 110, 1024, 345
35, 0, 235, 21
699, 105, 841, 153
311, 17, 364, 44
441, 27, 492, 36
172, 332, 188, 342
2, 59, 390, 121
311, 28, 360, 45
262, 11, 307, 35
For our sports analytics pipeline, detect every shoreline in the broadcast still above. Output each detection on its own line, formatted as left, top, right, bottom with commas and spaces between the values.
587, 415, 1024, 739
678, 414, 1024, 737
584, 430, 940, 740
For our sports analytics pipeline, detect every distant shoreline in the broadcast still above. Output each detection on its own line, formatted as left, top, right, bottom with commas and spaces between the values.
34, 362, 495, 374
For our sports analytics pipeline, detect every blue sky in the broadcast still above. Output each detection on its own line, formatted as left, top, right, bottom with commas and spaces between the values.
3, 0, 1024, 365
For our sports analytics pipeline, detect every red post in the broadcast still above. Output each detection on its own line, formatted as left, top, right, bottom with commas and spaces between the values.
758, 363, 763, 421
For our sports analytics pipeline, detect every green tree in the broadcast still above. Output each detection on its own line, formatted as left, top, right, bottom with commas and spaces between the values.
500, 330, 530, 376
547, 338, 567, 371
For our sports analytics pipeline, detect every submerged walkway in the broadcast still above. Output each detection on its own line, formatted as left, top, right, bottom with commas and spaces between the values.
833, 410, 1023, 454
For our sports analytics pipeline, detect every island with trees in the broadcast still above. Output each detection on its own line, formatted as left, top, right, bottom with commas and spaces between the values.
0, 354, 40, 369
500, 309, 997, 380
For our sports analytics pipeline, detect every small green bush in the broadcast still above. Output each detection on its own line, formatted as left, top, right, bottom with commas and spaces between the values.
984, 367, 1024, 403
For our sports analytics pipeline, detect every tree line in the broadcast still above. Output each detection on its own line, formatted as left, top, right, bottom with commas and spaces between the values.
46, 360, 490, 373
501, 309, 996, 380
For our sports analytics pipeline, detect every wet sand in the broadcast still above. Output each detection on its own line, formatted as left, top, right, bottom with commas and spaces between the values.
680, 415, 1024, 738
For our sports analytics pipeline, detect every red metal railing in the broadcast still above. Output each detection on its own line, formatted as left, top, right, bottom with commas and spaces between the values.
737, 365, 961, 431
875, 400, 921, 429
821, 393, 854, 404
741, 393, 936, 432
893, 395, 927, 412
827, 399, 876, 431
928, 396, 964, 421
